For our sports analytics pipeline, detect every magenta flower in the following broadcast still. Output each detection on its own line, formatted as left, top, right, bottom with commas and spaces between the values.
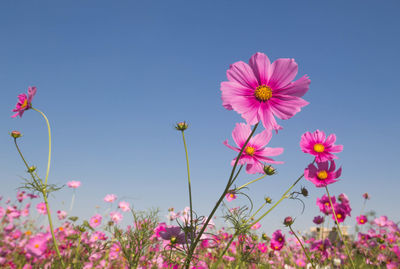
36, 202, 47, 215
270, 229, 285, 251
332, 204, 348, 223
221, 52, 310, 131
224, 123, 283, 174
300, 130, 343, 162
159, 226, 187, 245
67, 180, 81, 189
25, 234, 47, 257
313, 216, 324, 225
304, 161, 342, 187
104, 194, 117, 203
257, 242, 268, 253
225, 192, 237, 202
12, 86, 37, 118
90, 214, 102, 228
316, 194, 336, 215
356, 215, 368, 225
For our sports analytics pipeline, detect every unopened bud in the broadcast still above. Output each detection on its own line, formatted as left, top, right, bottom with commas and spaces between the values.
283, 216, 294, 226
263, 165, 276, 176
262, 233, 269, 241
27, 166, 36, 173
175, 121, 188, 131
264, 197, 272, 204
301, 187, 309, 197
11, 131, 21, 139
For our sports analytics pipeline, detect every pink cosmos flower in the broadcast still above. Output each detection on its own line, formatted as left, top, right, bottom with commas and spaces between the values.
12, 86, 37, 118
221, 52, 310, 131
332, 204, 348, 223
313, 216, 324, 225
251, 222, 261, 230
104, 194, 117, 203
316, 194, 336, 215
357, 215, 368, 225
304, 161, 342, 187
270, 229, 285, 251
300, 130, 343, 162
89, 214, 102, 228
67, 181, 81, 189
225, 192, 237, 202
109, 243, 121, 260
17, 191, 27, 202
57, 210, 67, 220
110, 211, 123, 224
224, 123, 283, 174
257, 242, 268, 253
36, 202, 47, 215
25, 234, 47, 257
118, 201, 130, 212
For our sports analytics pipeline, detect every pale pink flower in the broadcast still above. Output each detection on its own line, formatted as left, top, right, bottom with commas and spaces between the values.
224, 123, 283, 174
12, 86, 37, 118
57, 210, 67, 220
221, 52, 310, 131
251, 222, 261, 230
67, 180, 81, 189
110, 211, 123, 224
104, 194, 117, 203
89, 214, 102, 228
36, 203, 47, 215
118, 201, 130, 212
25, 234, 47, 257
300, 130, 343, 162
225, 192, 237, 202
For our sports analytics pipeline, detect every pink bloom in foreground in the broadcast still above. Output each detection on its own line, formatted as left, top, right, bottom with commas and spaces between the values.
25, 234, 47, 257
224, 123, 283, 174
104, 194, 117, 203
356, 215, 368, 225
300, 130, 343, 162
12, 86, 37, 118
90, 214, 102, 228
118, 201, 130, 212
225, 192, 237, 202
36, 202, 47, 215
304, 161, 342, 187
67, 180, 81, 189
221, 52, 310, 131
270, 229, 285, 251
110, 211, 123, 224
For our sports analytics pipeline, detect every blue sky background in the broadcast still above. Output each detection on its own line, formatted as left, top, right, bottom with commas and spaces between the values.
0, 0, 399, 235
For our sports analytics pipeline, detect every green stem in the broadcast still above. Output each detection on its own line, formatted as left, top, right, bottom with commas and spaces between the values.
289, 225, 315, 269
244, 202, 267, 225
236, 175, 266, 191
32, 107, 52, 186
181, 131, 194, 241
183, 123, 259, 269
325, 186, 355, 269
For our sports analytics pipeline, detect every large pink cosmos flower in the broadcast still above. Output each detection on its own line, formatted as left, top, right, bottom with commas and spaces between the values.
223, 123, 283, 174
12, 86, 37, 118
26, 234, 47, 257
304, 161, 342, 187
221, 52, 310, 131
300, 130, 343, 162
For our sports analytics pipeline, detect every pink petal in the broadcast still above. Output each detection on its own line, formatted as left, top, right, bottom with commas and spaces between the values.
227, 61, 259, 89
269, 95, 309, 120
257, 147, 284, 157
277, 75, 310, 97
221, 81, 252, 110
248, 52, 272, 85
268, 58, 298, 89
251, 129, 272, 148
258, 103, 282, 131
232, 123, 251, 147
223, 140, 239, 152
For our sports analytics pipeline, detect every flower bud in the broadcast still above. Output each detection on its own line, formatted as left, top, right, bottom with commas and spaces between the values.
264, 196, 272, 204
175, 121, 188, 131
301, 187, 309, 197
27, 166, 36, 173
11, 131, 21, 139
283, 216, 294, 226
262, 233, 269, 241
263, 165, 276, 176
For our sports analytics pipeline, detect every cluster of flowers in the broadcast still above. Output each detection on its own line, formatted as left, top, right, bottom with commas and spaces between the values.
0, 190, 399, 268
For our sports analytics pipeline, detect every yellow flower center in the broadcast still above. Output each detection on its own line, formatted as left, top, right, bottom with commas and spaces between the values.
34, 244, 39, 248
25, 230, 32, 236
313, 143, 325, 153
317, 170, 328, 180
325, 202, 330, 207
170, 236, 177, 244
337, 214, 342, 219
245, 146, 255, 156
21, 99, 28, 108
278, 238, 282, 242
254, 85, 272, 101
230, 194, 235, 198
360, 219, 364, 223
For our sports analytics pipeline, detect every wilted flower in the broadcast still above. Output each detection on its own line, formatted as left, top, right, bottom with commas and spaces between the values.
224, 123, 283, 174
221, 52, 310, 131
300, 130, 343, 162
12, 86, 37, 118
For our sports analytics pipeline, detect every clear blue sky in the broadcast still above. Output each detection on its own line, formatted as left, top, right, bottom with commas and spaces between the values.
0, 0, 399, 234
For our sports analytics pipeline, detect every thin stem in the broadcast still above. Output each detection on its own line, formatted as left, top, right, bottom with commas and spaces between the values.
236, 174, 266, 191
181, 131, 194, 241
289, 225, 315, 269
32, 107, 51, 186
183, 123, 259, 269
325, 186, 355, 269
244, 202, 267, 225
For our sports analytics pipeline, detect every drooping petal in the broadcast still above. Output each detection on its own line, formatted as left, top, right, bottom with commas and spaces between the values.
223, 140, 240, 152
248, 52, 272, 85
269, 95, 309, 120
276, 75, 310, 97
268, 58, 298, 89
